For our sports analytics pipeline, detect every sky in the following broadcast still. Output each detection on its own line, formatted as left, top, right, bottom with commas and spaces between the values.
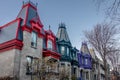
0, 0, 106, 49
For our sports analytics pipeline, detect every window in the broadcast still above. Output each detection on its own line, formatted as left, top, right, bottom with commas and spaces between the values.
81, 57, 84, 65
48, 40, 52, 50
73, 68, 76, 74
61, 63, 65, 68
68, 64, 70, 66
61, 46, 65, 55
61, 63, 65, 66
26, 56, 33, 75
73, 53, 76, 60
26, 56, 39, 75
67, 47, 69, 56
85, 59, 88, 65
86, 72, 89, 80
31, 31, 37, 48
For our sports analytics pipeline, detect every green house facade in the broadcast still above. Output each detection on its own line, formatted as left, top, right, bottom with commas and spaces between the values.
56, 23, 79, 80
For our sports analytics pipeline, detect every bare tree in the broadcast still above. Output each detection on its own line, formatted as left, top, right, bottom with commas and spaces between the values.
107, 49, 120, 70
59, 67, 70, 80
94, 0, 120, 22
84, 23, 118, 80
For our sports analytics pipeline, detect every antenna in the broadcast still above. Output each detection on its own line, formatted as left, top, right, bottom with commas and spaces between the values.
49, 25, 51, 30
36, 3, 38, 7
22, 1, 24, 5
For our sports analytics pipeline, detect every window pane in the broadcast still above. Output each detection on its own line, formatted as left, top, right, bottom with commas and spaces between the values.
61, 46, 65, 55
26, 56, 32, 74
48, 40, 52, 50
85, 59, 88, 65
31, 31, 37, 47
67, 47, 69, 56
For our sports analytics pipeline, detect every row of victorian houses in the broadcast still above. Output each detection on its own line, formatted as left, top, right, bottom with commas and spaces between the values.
0, 1, 108, 80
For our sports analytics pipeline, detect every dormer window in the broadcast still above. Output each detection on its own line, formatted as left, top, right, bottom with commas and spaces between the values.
48, 40, 52, 50
31, 31, 37, 48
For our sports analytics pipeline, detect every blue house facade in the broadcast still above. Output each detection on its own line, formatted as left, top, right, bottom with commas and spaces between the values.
78, 42, 92, 80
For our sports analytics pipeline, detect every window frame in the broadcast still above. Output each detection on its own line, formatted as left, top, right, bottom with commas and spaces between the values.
31, 31, 37, 48
26, 56, 39, 75
26, 56, 33, 75
61, 46, 65, 55
47, 39, 53, 50
85, 58, 88, 65
67, 47, 69, 56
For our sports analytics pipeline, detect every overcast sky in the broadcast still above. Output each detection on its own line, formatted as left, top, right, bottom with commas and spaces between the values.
0, 0, 106, 49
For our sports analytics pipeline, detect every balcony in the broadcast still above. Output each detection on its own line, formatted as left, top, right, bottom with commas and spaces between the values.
43, 48, 61, 60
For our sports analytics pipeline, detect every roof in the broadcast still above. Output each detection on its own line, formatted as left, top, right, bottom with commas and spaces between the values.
89, 48, 96, 59
0, 1, 45, 45
56, 23, 70, 42
0, 18, 23, 44
45, 29, 55, 37
80, 42, 90, 55
17, 1, 43, 27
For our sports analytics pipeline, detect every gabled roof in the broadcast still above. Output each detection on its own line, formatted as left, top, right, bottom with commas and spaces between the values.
45, 29, 55, 37
80, 42, 90, 55
56, 23, 70, 42
89, 48, 96, 59
0, 18, 22, 44
17, 1, 43, 27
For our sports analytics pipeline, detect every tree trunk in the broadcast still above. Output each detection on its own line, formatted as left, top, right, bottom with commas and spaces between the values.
98, 61, 100, 80
103, 56, 107, 80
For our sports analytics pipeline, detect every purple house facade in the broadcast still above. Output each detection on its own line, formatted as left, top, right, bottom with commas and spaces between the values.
78, 42, 92, 80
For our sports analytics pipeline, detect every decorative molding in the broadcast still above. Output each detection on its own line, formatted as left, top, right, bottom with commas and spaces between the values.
0, 39, 23, 53
43, 49, 61, 60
